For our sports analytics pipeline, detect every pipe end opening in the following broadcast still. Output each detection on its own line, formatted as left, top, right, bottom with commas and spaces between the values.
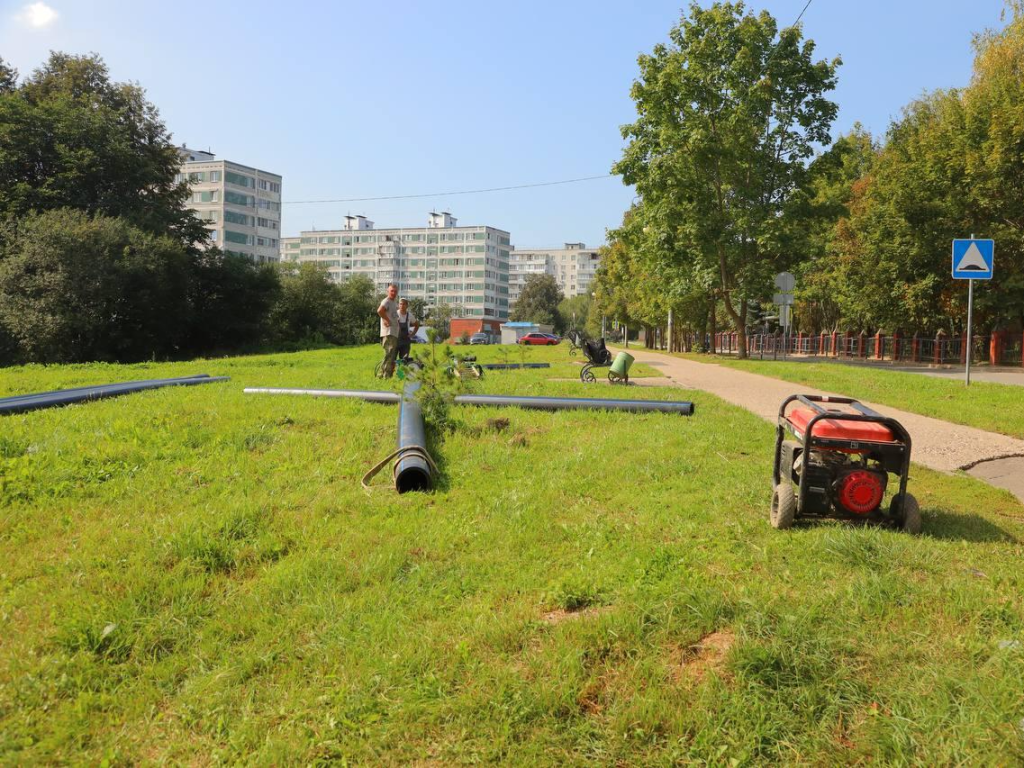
396, 468, 432, 494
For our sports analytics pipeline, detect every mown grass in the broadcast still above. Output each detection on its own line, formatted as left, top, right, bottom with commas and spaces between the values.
665, 353, 1024, 440
1, 344, 1023, 764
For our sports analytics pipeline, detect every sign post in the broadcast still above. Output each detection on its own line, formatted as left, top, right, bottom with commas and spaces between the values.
774, 272, 795, 358
951, 237, 994, 386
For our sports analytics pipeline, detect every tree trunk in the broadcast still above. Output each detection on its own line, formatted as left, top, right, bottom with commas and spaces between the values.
720, 291, 749, 360
709, 302, 717, 354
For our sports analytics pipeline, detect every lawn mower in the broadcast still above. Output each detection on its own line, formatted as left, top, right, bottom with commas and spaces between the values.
771, 394, 920, 533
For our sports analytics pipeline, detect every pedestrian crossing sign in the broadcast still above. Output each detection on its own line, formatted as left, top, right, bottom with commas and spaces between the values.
952, 239, 994, 280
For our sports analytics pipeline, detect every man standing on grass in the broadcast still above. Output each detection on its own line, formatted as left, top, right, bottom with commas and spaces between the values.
377, 283, 400, 377
397, 298, 420, 361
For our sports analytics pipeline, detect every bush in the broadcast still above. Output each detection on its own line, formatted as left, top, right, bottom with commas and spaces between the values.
185, 249, 281, 355
0, 209, 191, 363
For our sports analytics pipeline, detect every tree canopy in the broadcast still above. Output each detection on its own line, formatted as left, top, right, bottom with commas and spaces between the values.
510, 274, 565, 332
0, 53, 206, 250
614, 1, 840, 356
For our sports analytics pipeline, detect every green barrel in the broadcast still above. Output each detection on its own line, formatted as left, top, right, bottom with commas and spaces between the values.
610, 351, 634, 378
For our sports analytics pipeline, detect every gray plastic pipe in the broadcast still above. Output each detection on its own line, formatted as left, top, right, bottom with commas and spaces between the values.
480, 363, 551, 370
244, 387, 694, 416
1, 375, 229, 415
454, 394, 694, 415
244, 388, 401, 403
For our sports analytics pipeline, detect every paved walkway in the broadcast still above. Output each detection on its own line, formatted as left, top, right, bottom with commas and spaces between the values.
614, 347, 1024, 503
745, 354, 1024, 387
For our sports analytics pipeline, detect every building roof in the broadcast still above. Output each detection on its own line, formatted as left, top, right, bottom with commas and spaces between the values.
502, 322, 540, 327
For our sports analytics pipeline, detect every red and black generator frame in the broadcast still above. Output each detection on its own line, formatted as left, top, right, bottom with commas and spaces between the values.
771, 394, 920, 533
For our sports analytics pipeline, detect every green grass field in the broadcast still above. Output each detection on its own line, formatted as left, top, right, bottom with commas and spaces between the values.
667, 353, 1024, 440
2, 344, 1023, 764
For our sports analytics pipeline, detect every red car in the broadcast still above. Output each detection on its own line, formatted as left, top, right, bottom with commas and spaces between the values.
519, 333, 559, 345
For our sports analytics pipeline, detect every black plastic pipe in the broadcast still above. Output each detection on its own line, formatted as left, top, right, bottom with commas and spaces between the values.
480, 363, 551, 370
395, 383, 432, 493
244, 387, 694, 416
1, 375, 229, 415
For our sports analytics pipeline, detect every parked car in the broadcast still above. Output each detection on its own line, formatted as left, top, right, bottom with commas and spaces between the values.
469, 332, 490, 345
539, 333, 561, 343
519, 333, 559, 345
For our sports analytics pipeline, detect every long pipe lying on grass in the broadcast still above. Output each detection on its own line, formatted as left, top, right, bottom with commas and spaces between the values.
394, 383, 433, 493
1, 375, 230, 415
244, 387, 695, 416
480, 363, 551, 370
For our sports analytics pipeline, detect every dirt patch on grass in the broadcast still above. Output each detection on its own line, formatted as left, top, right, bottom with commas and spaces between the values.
541, 605, 614, 625
670, 629, 736, 685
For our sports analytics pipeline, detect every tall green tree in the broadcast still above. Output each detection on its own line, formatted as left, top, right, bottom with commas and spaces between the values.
615, 2, 840, 357
337, 275, 381, 345
185, 250, 281, 354
510, 274, 564, 331
795, 125, 878, 333
0, 57, 17, 93
269, 263, 344, 345
558, 294, 592, 334
424, 301, 463, 341
0, 53, 206, 249
962, 3, 1024, 328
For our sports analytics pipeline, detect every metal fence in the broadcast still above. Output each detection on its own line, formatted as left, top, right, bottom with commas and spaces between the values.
1001, 339, 1024, 366
696, 332, 1007, 366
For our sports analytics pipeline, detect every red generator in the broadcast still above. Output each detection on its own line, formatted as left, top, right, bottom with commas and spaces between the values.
771, 394, 920, 533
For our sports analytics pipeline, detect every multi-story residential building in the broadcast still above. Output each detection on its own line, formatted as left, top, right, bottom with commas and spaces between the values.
508, 242, 602, 305
282, 211, 511, 320
177, 147, 282, 264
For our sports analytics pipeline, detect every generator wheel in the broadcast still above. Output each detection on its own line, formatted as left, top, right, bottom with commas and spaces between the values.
895, 493, 922, 534
581, 367, 596, 383
770, 483, 796, 530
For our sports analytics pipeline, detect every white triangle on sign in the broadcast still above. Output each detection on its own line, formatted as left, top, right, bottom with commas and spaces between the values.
956, 242, 988, 271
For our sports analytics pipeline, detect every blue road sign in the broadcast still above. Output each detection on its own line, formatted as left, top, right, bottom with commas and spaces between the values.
952, 239, 994, 280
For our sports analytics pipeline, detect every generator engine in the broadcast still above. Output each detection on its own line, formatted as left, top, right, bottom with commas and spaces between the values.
834, 466, 887, 514
793, 450, 887, 515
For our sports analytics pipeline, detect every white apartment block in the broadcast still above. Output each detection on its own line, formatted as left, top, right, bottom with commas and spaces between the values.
178, 147, 282, 264
509, 242, 601, 305
281, 212, 511, 320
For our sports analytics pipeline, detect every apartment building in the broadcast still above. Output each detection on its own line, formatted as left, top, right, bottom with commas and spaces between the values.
282, 211, 512, 320
509, 242, 601, 305
178, 147, 282, 264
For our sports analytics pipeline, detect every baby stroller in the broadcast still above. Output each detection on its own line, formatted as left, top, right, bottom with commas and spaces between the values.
580, 338, 614, 383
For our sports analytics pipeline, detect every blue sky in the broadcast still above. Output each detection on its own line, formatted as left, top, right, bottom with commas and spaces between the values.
0, 0, 1010, 247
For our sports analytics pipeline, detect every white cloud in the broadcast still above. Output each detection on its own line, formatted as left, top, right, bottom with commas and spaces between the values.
15, 2, 59, 29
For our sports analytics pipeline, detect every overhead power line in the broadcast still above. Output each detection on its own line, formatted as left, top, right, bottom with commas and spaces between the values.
793, 0, 814, 28
283, 174, 616, 205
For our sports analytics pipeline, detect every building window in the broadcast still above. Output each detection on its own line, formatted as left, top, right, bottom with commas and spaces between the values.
209, 170, 221, 182
192, 190, 220, 203
225, 191, 254, 207
224, 230, 253, 245
224, 210, 252, 226
226, 171, 255, 188
209, 230, 218, 241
